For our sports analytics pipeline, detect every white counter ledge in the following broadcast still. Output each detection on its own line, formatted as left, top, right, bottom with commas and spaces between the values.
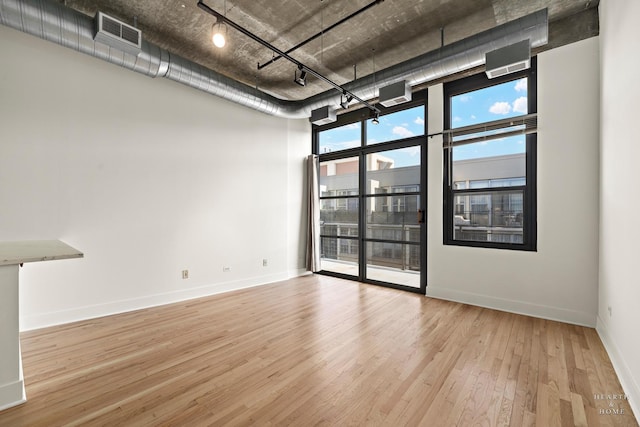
0, 240, 83, 411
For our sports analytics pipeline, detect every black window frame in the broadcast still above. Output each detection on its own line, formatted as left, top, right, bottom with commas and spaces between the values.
443, 58, 537, 251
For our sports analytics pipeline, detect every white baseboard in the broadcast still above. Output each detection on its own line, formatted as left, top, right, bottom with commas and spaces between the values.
21, 270, 308, 331
289, 268, 311, 278
425, 286, 597, 327
0, 379, 26, 412
596, 316, 640, 422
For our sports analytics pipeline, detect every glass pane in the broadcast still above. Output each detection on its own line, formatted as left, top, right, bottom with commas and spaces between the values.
366, 197, 420, 242
321, 237, 359, 276
320, 156, 358, 194
366, 106, 425, 145
318, 122, 361, 153
452, 135, 525, 190
452, 190, 524, 244
366, 242, 420, 287
451, 77, 527, 129
320, 199, 359, 236
365, 147, 420, 194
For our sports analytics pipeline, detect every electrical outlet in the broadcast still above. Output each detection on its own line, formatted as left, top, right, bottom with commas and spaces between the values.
223, 266, 231, 272
263, 259, 268, 267
182, 270, 189, 279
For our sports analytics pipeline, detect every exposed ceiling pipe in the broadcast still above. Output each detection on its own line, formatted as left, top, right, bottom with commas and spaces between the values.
0, 0, 547, 120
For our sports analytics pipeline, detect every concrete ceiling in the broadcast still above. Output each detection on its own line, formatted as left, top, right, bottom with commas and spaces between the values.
63, 0, 599, 102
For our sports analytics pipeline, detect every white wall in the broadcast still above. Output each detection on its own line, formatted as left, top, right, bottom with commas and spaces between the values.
427, 37, 601, 327
0, 24, 310, 330
598, 0, 640, 417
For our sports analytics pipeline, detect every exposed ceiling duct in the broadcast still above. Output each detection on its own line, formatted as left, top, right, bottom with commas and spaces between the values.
0, 0, 547, 120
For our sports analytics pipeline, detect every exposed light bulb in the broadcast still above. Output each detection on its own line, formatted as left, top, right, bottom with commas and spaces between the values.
212, 21, 226, 48
212, 31, 226, 48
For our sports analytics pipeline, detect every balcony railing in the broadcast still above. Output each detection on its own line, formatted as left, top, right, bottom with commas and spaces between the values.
320, 222, 421, 271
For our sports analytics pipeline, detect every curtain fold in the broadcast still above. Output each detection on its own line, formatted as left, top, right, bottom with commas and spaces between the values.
306, 154, 321, 272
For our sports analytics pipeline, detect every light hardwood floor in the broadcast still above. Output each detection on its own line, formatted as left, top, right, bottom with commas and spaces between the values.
0, 275, 637, 426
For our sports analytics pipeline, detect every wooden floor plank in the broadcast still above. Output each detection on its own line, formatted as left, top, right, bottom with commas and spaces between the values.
0, 275, 636, 426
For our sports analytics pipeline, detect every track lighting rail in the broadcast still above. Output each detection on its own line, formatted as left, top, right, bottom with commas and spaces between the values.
197, 0, 381, 115
257, 0, 385, 70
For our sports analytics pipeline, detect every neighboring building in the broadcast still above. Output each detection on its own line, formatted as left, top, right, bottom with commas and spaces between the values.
451, 153, 526, 243
319, 153, 525, 267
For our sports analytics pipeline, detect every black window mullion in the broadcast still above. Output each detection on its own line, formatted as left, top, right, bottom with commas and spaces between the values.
525, 133, 537, 250
451, 185, 526, 195
319, 195, 360, 200
358, 148, 366, 281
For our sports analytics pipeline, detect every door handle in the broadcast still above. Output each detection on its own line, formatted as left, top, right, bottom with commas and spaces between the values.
417, 209, 425, 224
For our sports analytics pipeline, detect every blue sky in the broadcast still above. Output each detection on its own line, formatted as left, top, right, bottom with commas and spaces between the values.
452, 77, 528, 161
319, 106, 425, 167
318, 77, 528, 165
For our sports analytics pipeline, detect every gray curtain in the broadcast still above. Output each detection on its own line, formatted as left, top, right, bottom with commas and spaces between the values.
306, 154, 321, 272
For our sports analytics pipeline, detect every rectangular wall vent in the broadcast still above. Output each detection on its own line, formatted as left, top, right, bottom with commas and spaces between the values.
379, 81, 412, 107
485, 40, 531, 79
94, 12, 142, 56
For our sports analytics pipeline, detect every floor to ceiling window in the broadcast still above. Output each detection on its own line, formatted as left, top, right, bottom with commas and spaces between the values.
313, 92, 427, 293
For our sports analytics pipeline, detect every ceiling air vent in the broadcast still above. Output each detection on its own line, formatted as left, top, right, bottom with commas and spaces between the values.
310, 106, 337, 125
379, 81, 412, 107
94, 12, 142, 56
485, 40, 531, 79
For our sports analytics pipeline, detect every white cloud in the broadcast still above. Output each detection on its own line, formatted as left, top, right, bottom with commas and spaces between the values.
489, 101, 512, 115
345, 123, 360, 130
453, 116, 463, 123
512, 96, 528, 114
414, 117, 424, 125
514, 78, 527, 92
471, 115, 476, 120
459, 94, 472, 103
392, 126, 415, 138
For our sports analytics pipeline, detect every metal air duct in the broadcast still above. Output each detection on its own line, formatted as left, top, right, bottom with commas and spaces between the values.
0, 0, 547, 120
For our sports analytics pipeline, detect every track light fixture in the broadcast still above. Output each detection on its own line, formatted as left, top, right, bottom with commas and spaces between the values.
294, 67, 307, 87
211, 0, 227, 48
340, 92, 353, 109
211, 19, 227, 48
372, 112, 380, 125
